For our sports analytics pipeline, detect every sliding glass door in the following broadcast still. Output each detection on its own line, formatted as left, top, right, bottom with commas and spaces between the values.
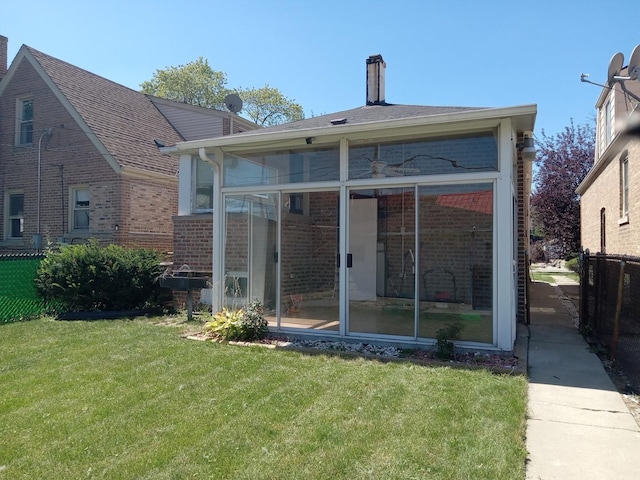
348, 187, 416, 337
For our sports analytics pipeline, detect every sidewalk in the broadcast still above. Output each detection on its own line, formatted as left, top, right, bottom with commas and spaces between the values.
525, 279, 640, 479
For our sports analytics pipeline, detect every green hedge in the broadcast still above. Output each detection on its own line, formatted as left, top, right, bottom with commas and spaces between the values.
35, 241, 166, 313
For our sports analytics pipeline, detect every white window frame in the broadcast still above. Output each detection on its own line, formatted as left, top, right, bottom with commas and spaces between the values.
15, 97, 34, 146
5, 190, 24, 240
604, 100, 613, 146
621, 155, 629, 222
70, 186, 90, 231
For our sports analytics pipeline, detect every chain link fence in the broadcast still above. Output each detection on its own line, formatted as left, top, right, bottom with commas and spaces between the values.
580, 252, 640, 391
0, 253, 46, 323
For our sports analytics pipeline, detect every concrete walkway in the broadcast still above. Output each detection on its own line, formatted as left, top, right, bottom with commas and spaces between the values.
525, 279, 640, 479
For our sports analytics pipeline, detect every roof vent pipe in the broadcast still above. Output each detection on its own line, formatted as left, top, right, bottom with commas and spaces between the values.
366, 54, 386, 105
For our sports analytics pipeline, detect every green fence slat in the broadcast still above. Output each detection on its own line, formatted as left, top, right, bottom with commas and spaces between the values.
0, 255, 46, 323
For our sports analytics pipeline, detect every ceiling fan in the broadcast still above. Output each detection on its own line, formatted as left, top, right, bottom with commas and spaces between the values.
358, 145, 420, 178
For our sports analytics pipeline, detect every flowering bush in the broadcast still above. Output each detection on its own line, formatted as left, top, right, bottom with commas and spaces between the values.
204, 301, 268, 341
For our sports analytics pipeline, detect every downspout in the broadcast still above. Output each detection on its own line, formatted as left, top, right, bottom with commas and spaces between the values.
36, 128, 53, 250
199, 147, 222, 313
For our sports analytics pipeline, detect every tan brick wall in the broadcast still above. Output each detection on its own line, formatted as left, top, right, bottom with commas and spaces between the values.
581, 139, 640, 256
172, 215, 213, 272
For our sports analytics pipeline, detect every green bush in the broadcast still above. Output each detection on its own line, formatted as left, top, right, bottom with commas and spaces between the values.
35, 241, 165, 312
204, 301, 268, 341
565, 256, 579, 273
435, 323, 464, 360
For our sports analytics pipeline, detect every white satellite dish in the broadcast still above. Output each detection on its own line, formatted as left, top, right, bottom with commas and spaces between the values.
628, 45, 640, 81
224, 93, 243, 113
607, 52, 624, 85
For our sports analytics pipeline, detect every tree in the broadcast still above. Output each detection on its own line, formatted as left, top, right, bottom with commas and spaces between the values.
530, 120, 595, 258
141, 60, 304, 126
141, 57, 229, 110
237, 85, 304, 126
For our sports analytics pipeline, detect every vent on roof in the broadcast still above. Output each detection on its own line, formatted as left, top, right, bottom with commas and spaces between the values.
330, 118, 347, 125
366, 54, 386, 105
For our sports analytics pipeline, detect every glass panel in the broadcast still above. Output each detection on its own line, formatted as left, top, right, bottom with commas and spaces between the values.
20, 100, 33, 144
223, 194, 277, 313
418, 183, 493, 344
22, 100, 33, 121
278, 191, 340, 331
73, 189, 90, 229
20, 123, 33, 145
75, 189, 89, 207
11, 218, 23, 238
9, 194, 23, 216
74, 210, 89, 229
223, 145, 340, 187
194, 158, 214, 210
349, 132, 497, 180
348, 187, 416, 337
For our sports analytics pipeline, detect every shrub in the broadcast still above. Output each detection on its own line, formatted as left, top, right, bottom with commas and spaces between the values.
204, 301, 268, 341
565, 256, 579, 273
435, 323, 464, 360
35, 240, 165, 312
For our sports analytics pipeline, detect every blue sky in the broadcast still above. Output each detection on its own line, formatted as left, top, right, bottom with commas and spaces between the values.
3, 0, 639, 137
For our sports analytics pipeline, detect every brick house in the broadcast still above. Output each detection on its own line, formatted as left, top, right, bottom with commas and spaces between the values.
168, 55, 536, 351
576, 48, 640, 256
0, 36, 257, 254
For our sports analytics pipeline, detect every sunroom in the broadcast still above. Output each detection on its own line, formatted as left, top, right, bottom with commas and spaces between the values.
169, 102, 534, 352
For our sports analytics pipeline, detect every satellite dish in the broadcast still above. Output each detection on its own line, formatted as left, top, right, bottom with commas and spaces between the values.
607, 52, 624, 85
224, 93, 243, 113
628, 45, 640, 81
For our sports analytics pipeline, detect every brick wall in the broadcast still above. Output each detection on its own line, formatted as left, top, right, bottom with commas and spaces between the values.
581, 139, 640, 256
0, 57, 117, 251
0, 55, 178, 254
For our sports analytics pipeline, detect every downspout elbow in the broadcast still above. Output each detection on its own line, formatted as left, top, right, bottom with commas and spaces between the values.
199, 147, 220, 173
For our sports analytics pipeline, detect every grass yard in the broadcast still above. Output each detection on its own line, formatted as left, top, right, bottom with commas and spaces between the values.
0, 318, 527, 479
530, 270, 579, 284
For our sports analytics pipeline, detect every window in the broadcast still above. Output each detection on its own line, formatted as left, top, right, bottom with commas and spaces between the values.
17, 98, 33, 145
605, 100, 612, 146
621, 155, 629, 220
6, 192, 24, 239
193, 157, 214, 212
71, 188, 90, 230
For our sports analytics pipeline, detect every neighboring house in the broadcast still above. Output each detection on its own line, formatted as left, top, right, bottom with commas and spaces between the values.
168, 55, 536, 351
577, 55, 640, 256
0, 36, 257, 254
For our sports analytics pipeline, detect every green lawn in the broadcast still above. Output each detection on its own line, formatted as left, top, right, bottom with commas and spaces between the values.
530, 270, 579, 284
0, 318, 527, 479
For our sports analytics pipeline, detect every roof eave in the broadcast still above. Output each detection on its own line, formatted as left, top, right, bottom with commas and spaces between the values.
172, 104, 537, 154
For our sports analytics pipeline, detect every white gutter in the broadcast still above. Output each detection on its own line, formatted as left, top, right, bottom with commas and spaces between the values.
198, 147, 223, 313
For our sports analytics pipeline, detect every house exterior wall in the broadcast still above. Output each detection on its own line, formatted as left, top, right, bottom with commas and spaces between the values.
579, 72, 640, 257
0, 57, 119, 251
118, 175, 177, 252
0, 56, 177, 254
580, 138, 640, 256
172, 214, 213, 272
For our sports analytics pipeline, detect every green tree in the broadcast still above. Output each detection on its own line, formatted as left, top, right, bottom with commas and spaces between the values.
141, 57, 229, 110
141, 60, 304, 126
237, 84, 304, 126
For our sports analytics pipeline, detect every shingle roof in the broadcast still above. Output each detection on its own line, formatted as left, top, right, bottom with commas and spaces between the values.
27, 47, 184, 176
233, 103, 491, 136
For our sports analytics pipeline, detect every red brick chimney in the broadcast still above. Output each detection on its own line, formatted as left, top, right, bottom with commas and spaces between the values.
0, 35, 8, 81
366, 54, 386, 105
